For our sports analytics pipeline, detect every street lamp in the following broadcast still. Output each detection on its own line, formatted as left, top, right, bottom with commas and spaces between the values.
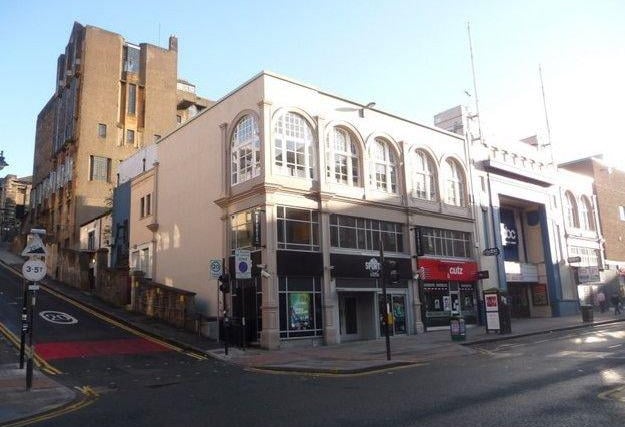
0, 151, 7, 170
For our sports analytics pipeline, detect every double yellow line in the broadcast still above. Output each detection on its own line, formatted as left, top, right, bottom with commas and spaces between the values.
0, 321, 60, 375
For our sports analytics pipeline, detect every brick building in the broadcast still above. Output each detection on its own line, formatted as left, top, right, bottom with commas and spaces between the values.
26, 22, 209, 283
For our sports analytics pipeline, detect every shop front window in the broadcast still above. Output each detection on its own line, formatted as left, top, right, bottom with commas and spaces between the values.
278, 276, 323, 338
277, 206, 319, 251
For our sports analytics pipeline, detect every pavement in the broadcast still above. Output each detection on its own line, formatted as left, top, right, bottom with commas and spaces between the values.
1, 243, 624, 424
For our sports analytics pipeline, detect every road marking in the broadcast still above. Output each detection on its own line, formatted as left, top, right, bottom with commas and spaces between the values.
245, 362, 427, 378
39, 310, 78, 324
36, 338, 172, 360
40, 285, 207, 360
598, 385, 625, 403
0, 321, 61, 375
1, 385, 98, 427
609, 344, 623, 349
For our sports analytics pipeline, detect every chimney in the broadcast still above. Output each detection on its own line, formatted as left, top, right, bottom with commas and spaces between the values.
168, 35, 178, 52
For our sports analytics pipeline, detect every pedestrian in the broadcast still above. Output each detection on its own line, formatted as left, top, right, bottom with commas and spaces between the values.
612, 294, 621, 315
597, 290, 606, 313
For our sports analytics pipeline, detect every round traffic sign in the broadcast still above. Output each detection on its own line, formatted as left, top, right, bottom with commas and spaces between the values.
209, 260, 222, 278
238, 261, 248, 273
22, 259, 47, 281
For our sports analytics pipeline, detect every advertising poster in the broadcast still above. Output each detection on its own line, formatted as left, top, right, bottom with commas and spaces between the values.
531, 284, 549, 306
486, 312, 501, 330
485, 294, 499, 311
289, 293, 312, 330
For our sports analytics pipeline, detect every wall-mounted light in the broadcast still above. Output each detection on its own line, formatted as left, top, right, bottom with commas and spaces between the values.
359, 102, 376, 118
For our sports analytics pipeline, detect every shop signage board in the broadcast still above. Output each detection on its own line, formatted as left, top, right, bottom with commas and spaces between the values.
252, 210, 262, 248
577, 266, 600, 284
418, 259, 479, 282
365, 258, 381, 278
235, 249, 251, 279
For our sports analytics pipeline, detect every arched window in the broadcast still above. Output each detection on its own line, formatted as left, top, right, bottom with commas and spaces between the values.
370, 138, 397, 193
580, 196, 595, 231
231, 114, 261, 185
564, 192, 579, 228
442, 158, 466, 206
274, 112, 315, 178
326, 128, 360, 186
414, 150, 437, 201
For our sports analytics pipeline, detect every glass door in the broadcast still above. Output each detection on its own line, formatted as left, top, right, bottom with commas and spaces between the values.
391, 295, 406, 334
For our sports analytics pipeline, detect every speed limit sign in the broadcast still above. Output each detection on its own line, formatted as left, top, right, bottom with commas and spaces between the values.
22, 259, 47, 282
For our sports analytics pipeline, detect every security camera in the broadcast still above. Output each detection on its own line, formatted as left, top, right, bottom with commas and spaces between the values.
256, 264, 267, 270
260, 270, 271, 279
30, 228, 47, 236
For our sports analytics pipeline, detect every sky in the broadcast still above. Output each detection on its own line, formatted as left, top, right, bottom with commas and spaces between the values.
1, 0, 624, 178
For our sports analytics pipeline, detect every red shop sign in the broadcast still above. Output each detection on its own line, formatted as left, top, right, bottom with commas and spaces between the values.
418, 258, 478, 282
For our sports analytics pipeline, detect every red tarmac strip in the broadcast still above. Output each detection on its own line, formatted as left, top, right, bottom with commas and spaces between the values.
35, 338, 172, 360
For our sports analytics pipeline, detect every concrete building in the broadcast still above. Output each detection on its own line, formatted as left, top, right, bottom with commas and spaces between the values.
435, 106, 579, 318
0, 174, 32, 241
124, 71, 478, 349
26, 22, 209, 284
560, 156, 625, 297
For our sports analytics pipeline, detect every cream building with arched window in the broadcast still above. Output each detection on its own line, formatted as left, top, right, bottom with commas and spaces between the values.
125, 71, 477, 349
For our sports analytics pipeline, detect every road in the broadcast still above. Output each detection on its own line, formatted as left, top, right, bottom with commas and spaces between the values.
1, 263, 625, 426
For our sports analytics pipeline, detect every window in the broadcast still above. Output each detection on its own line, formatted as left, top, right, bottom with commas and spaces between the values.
370, 138, 397, 193
89, 156, 110, 182
123, 45, 140, 73
620, 206, 625, 221
330, 215, 404, 252
279, 276, 322, 338
442, 158, 466, 206
140, 194, 151, 218
126, 129, 135, 144
579, 196, 594, 231
569, 246, 599, 267
274, 112, 315, 178
326, 128, 360, 186
231, 115, 261, 185
564, 192, 579, 228
419, 227, 472, 258
230, 210, 254, 252
127, 84, 137, 115
414, 150, 437, 200
98, 123, 107, 138
277, 206, 319, 251
131, 246, 152, 278
87, 230, 95, 250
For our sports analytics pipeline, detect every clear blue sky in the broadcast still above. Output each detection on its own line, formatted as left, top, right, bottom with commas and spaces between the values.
1, 0, 624, 178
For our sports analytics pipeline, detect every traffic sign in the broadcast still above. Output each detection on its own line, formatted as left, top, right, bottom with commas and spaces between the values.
22, 259, 46, 282
21, 235, 48, 257
482, 247, 500, 257
209, 259, 222, 279
235, 249, 251, 279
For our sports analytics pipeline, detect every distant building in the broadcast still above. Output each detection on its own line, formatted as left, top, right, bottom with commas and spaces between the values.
0, 174, 32, 241
26, 22, 210, 285
560, 156, 625, 297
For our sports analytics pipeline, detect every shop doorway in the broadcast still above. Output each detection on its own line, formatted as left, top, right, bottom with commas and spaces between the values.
508, 283, 530, 318
339, 293, 376, 342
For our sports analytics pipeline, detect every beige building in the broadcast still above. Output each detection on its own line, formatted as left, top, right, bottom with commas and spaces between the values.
127, 71, 477, 349
27, 22, 209, 284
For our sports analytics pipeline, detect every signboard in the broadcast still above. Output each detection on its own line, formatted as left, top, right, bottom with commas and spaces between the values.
484, 291, 501, 331
365, 258, 381, 278
235, 249, 251, 279
289, 293, 312, 330
209, 259, 222, 279
499, 208, 519, 261
476, 270, 490, 280
577, 266, 600, 284
21, 235, 47, 257
482, 247, 500, 257
567, 256, 582, 264
252, 210, 262, 248
22, 259, 47, 282
531, 284, 549, 306
418, 259, 478, 282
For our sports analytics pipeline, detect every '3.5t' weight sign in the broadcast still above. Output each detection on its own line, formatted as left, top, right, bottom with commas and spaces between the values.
22, 259, 47, 282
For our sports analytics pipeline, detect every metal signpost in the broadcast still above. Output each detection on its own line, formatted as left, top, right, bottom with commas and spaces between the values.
20, 229, 47, 390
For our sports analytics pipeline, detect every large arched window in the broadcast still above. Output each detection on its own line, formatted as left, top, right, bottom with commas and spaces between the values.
442, 158, 466, 206
274, 112, 315, 178
370, 138, 398, 193
564, 192, 579, 228
326, 128, 360, 186
414, 150, 437, 201
580, 196, 595, 231
231, 114, 261, 185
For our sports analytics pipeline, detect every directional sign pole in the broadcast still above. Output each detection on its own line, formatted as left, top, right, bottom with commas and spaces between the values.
19, 280, 27, 369
26, 282, 37, 390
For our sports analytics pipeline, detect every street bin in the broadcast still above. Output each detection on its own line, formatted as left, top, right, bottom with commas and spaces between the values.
581, 305, 594, 322
450, 316, 466, 341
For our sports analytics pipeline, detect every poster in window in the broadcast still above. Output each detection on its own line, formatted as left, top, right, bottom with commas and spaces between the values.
531, 284, 549, 306
289, 293, 312, 330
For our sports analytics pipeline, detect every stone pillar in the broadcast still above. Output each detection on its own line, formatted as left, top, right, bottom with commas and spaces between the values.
129, 270, 145, 312
260, 201, 280, 349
